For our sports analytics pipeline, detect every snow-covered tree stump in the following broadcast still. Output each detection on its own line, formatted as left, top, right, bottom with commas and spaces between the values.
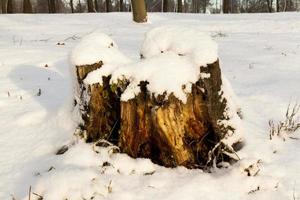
71, 27, 243, 169
71, 32, 130, 143
76, 65, 122, 142
118, 60, 241, 168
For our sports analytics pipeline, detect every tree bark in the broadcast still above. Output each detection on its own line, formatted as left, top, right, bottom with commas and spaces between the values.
94, 0, 100, 12
131, 0, 147, 23
163, 0, 169, 12
23, 0, 33, 13
105, 0, 111, 12
119, 0, 124, 11
70, 0, 74, 13
75, 62, 129, 143
267, 0, 273, 12
1, 0, 7, 13
119, 60, 242, 168
87, 0, 95, 12
7, 0, 13, 13
177, 0, 183, 12
223, 0, 230, 13
48, 0, 56, 13
78, 0, 82, 12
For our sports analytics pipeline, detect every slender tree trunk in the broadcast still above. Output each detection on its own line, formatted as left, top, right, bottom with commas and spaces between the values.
223, 0, 229, 13
267, 0, 273, 12
131, 0, 147, 22
23, 0, 33, 13
119, 0, 124, 12
163, 0, 169, 12
70, 0, 74, 13
48, 0, 56, 13
78, 0, 82, 12
1, 0, 7, 13
177, 0, 182, 12
105, 0, 111, 12
87, 0, 95, 12
95, 0, 100, 12
47, 0, 50, 12
7, 0, 12, 13
283, 0, 287, 11
191, 0, 195, 12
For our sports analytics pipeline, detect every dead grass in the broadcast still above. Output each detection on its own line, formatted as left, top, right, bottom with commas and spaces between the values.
269, 103, 300, 140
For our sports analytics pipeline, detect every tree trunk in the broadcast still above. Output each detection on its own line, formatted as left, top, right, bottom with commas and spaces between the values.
78, 0, 82, 12
1, 0, 7, 13
131, 0, 147, 23
119, 0, 123, 11
118, 60, 242, 168
267, 0, 273, 12
105, 0, 111, 12
7, 0, 13, 13
177, 0, 183, 12
48, 0, 56, 13
70, 0, 74, 13
163, 0, 169, 12
87, 0, 95, 12
192, 0, 197, 12
94, 0, 100, 12
223, 0, 230, 13
23, 0, 33, 13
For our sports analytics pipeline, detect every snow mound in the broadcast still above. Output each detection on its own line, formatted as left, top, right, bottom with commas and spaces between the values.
140, 26, 218, 67
22, 142, 157, 200
70, 31, 130, 66
84, 26, 218, 103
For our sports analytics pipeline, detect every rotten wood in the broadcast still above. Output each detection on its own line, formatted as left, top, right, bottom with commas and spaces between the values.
118, 60, 241, 168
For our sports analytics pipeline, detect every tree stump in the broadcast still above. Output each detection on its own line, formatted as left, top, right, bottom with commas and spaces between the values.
118, 60, 242, 168
72, 30, 243, 169
75, 62, 128, 143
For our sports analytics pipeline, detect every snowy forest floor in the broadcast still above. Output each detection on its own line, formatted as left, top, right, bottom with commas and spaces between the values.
0, 12, 300, 200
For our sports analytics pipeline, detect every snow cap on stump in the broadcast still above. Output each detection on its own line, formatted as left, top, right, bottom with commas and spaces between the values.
140, 26, 218, 67
70, 31, 130, 67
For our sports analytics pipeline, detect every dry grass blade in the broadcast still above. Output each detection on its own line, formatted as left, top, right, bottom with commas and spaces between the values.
269, 102, 300, 140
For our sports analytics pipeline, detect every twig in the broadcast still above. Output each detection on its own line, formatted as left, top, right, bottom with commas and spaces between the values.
28, 186, 31, 200
32, 192, 43, 200
63, 34, 81, 42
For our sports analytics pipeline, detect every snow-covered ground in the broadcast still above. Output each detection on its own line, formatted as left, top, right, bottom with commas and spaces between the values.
0, 13, 300, 200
